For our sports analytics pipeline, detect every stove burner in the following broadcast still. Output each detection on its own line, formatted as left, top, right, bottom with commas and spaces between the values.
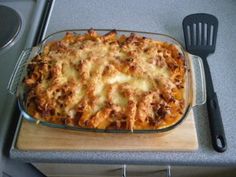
0, 5, 21, 50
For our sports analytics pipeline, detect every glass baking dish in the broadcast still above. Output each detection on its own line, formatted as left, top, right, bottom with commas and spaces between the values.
7, 29, 206, 133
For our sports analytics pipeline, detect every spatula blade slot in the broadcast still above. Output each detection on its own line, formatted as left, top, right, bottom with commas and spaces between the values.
187, 25, 191, 46
204, 23, 207, 46
193, 23, 197, 46
209, 25, 214, 46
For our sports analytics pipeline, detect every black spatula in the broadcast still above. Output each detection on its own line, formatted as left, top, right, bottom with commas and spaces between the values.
183, 13, 227, 152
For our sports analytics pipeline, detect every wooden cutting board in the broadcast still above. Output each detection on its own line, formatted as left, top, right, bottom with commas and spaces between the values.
16, 110, 198, 151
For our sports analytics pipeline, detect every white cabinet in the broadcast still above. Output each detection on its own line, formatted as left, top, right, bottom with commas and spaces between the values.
33, 163, 236, 177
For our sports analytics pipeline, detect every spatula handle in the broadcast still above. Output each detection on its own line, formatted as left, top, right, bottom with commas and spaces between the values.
207, 92, 227, 152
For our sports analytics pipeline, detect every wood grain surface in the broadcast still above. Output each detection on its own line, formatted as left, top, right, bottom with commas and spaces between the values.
16, 110, 198, 151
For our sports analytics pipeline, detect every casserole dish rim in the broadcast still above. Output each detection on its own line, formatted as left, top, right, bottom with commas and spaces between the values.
9, 29, 205, 133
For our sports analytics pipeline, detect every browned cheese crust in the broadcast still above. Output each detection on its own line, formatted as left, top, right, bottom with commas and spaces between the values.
24, 29, 186, 131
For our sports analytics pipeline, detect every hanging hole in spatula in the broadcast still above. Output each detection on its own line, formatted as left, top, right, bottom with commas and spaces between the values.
216, 135, 225, 150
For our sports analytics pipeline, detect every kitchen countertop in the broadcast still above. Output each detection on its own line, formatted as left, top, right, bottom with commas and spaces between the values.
10, 0, 236, 166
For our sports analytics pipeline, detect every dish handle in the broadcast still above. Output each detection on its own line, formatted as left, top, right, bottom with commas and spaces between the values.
189, 53, 206, 106
7, 48, 32, 95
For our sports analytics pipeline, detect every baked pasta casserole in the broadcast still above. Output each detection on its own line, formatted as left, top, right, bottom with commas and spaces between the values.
23, 29, 186, 131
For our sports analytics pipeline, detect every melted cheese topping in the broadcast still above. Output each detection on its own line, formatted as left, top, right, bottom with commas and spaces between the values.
107, 72, 131, 84
24, 29, 186, 130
